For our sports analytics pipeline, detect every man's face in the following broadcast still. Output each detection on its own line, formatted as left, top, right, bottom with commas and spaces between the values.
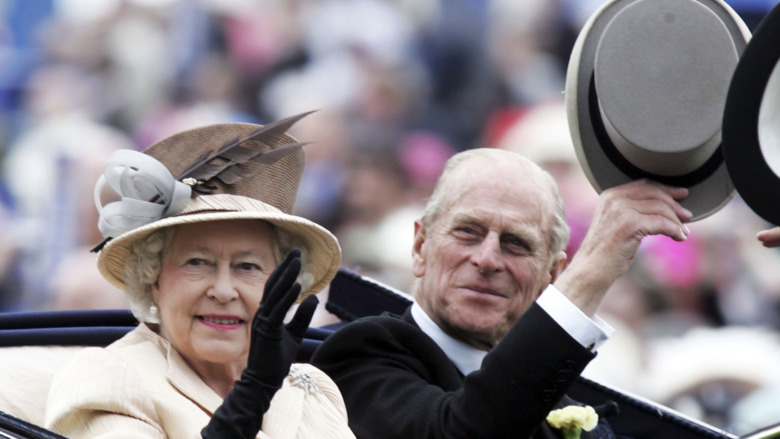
413, 160, 561, 349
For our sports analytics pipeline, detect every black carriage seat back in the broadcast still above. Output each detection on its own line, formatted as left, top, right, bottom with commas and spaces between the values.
325, 269, 739, 439
0, 268, 739, 439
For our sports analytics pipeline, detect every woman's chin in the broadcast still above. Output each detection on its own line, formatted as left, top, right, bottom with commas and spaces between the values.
192, 342, 247, 366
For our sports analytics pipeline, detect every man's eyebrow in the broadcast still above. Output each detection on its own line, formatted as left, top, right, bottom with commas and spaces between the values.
451, 212, 479, 224
450, 212, 536, 241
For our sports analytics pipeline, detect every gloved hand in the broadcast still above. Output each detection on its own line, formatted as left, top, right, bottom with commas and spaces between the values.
202, 249, 319, 439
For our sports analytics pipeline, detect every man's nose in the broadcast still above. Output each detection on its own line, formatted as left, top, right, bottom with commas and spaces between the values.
471, 234, 504, 274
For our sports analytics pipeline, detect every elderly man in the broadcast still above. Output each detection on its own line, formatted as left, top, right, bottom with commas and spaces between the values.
312, 148, 691, 438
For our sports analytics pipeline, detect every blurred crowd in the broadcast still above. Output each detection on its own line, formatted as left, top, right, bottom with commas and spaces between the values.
1, 0, 780, 435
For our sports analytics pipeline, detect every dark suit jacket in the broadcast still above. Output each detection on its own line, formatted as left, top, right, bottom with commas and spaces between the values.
312, 302, 613, 439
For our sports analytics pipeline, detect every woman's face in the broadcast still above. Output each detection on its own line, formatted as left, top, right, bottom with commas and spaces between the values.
152, 220, 278, 372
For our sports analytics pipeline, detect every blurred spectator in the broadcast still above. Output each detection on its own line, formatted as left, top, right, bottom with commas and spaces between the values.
0, 204, 22, 312
335, 138, 418, 291
0, 0, 779, 432
644, 326, 780, 435
290, 109, 351, 232
2, 63, 132, 309
486, 0, 571, 105
397, 130, 455, 201
43, 247, 127, 311
133, 50, 259, 147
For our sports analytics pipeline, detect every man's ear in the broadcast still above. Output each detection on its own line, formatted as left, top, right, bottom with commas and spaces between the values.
412, 219, 427, 278
548, 251, 567, 284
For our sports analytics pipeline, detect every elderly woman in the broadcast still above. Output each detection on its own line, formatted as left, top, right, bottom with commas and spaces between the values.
44, 113, 355, 438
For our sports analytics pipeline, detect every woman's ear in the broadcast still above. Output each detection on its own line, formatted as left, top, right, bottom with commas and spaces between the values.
151, 281, 160, 305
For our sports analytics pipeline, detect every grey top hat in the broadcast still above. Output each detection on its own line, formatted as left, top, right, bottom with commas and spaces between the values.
566, 0, 751, 221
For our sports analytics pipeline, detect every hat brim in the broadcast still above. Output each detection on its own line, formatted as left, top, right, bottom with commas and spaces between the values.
566, 0, 750, 221
97, 206, 341, 300
722, 3, 780, 225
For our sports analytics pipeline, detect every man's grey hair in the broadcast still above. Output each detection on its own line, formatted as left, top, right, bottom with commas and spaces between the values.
421, 148, 570, 263
123, 220, 312, 323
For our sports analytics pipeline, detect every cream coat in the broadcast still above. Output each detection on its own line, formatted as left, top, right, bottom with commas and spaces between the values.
45, 324, 355, 439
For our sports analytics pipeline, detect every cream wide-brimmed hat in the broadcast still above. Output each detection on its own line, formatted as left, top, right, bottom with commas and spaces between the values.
565, 0, 751, 221
93, 112, 340, 299
723, 2, 780, 225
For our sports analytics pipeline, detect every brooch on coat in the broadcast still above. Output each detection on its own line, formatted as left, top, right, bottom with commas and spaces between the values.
288, 366, 321, 396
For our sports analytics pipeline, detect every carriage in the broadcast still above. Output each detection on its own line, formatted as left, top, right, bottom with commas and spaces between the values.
0, 268, 754, 439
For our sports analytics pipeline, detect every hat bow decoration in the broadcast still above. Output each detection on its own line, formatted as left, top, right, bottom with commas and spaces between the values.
94, 150, 192, 239
91, 111, 312, 252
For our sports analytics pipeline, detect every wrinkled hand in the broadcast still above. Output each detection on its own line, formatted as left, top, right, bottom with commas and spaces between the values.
202, 249, 318, 439
554, 180, 692, 316
757, 226, 780, 248
246, 248, 319, 385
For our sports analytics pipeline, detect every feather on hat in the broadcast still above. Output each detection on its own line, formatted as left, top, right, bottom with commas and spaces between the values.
93, 112, 340, 299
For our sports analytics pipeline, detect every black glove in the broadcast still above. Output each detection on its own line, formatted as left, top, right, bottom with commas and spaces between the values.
202, 249, 319, 439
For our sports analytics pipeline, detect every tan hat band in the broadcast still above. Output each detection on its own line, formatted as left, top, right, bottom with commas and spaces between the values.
179, 194, 284, 216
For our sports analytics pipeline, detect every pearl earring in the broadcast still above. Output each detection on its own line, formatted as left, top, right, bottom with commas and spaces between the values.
150, 304, 159, 315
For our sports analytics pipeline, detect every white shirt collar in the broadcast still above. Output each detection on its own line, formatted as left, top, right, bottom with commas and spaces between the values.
410, 301, 487, 375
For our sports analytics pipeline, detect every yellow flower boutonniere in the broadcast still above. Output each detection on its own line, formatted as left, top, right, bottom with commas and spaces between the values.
546, 405, 599, 439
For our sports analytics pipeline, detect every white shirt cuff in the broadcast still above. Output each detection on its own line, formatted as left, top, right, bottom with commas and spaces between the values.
536, 284, 615, 351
